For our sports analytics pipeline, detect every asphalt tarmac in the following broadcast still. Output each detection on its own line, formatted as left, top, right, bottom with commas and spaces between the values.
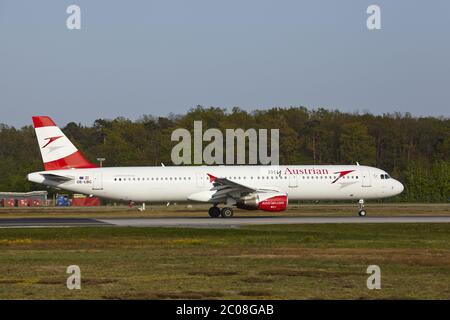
0, 216, 449, 228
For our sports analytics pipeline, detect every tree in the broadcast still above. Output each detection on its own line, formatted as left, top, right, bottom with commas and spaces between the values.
0, 108, 448, 202
339, 122, 376, 165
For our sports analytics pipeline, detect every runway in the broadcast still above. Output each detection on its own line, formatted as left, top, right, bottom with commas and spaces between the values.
0, 218, 107, 228
0, 216, 450, 228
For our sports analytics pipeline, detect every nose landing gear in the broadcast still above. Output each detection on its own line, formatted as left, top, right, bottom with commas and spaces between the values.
358, 199, 367, 217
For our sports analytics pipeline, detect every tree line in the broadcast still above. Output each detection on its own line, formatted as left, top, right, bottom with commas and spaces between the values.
0, 106, 448, 202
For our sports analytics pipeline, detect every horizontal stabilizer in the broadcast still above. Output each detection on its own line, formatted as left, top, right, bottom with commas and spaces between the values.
40, 173, 74, 182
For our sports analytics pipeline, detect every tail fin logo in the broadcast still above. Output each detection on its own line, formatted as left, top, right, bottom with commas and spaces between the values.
42, 136, 63, 149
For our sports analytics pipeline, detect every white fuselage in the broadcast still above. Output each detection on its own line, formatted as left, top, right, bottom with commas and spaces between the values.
27, 165, 404, 203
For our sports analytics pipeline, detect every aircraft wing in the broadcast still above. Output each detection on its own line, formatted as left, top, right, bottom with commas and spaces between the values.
207, 173, 280, 202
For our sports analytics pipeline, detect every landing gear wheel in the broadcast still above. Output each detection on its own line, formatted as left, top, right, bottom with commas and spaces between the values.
208, 206, 221, 218
220, 207, 234, 218
357, 199, 366, 217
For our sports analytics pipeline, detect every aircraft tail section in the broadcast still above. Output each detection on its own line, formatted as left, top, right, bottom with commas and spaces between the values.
32, 116, 97, 171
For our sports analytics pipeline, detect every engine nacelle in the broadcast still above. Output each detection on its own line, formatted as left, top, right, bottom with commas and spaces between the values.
237, 192, 288, 212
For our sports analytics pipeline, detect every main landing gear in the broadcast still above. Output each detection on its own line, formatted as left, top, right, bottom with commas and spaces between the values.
208, 206, 221, 218
358, 199, 367, 217
208, 206, 234, 218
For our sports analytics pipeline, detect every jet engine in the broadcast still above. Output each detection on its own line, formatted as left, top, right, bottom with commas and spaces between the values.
237, 192, 288, 212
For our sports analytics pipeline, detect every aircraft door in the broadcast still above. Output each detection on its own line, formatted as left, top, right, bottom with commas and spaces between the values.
196, 172, 206, 188
361, 169, 372, 187
92, 172, 103, 190
288, 174, 298, 188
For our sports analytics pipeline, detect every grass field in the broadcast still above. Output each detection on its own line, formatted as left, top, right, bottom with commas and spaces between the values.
1, 222, 449, 299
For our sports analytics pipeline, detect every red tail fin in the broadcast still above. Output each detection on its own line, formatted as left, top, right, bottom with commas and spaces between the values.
32, 116, 97, 171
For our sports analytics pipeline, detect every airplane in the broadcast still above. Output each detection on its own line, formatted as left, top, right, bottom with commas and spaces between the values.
27, 116, 404, 217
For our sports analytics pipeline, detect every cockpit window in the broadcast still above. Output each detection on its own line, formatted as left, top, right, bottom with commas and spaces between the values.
380, 174, 385, 179
380, 174, 391, 179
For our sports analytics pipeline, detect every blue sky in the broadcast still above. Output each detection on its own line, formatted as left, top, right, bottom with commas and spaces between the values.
1, 0, 449, 127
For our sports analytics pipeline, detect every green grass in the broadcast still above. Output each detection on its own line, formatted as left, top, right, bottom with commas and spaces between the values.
0, 223, 449, 299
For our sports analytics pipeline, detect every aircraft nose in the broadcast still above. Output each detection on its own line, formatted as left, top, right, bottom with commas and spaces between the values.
396, 180, 404, 194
